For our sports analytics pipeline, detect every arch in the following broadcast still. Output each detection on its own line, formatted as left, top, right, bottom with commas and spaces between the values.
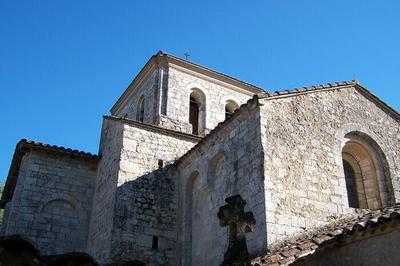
189, 88, 206, 135
207, 152, 226, 190
36, 198, 80, 254
183, 171, 200, 266
225, 100, 239, 119
136, 95, 145, 122
341, 131, 394, 209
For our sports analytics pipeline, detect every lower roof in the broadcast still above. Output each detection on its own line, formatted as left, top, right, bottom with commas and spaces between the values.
0, 139, 99, 208
251, 204, 400, 265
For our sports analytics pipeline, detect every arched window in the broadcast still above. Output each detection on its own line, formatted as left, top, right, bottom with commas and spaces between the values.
341, 132, 394, 210
225, 100, 239, 119
189, 89, 206, 135
137, 96, 145, 122
207, 152, 225, 190
342, 159, 359, 208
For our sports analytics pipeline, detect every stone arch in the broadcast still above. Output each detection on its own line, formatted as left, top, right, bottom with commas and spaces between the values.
207, 152, 226, 191
36, 198, 81, 254
183, 170, 200, 266
189, 88, 206, 136
136, 95, 145, 122
341, 131, 394, 209
225, 100, 239, 119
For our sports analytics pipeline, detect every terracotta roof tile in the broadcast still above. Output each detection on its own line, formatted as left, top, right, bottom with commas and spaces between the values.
251, 204, 400, 265
19, 139, 99, 160
263, 80, 358, 98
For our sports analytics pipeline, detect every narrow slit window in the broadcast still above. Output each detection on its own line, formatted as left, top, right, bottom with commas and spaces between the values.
152, 236, 158, 249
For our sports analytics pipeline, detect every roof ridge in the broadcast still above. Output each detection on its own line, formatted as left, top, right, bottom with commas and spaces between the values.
155, 51, 268, 93
18, 139, 99, 159
260, 80, 358, 98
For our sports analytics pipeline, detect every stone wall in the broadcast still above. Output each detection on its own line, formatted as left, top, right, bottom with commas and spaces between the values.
88, 116, 198, 264
160, 66, 254, 134
175, 98, 267, 266
259, 87, 400, 247
110, 119, 198, 265
86, 117, 124, 262
113, 68, 160, 124
1, 150, 97, 255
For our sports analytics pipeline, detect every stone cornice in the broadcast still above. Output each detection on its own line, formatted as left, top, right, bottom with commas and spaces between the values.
104, 115, 202, 142
163, 53, 266, 95
259, 80, 400, 122
110, 51, 267, 114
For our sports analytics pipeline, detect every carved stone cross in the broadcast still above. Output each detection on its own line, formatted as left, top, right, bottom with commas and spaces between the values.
217, 195, 256, 266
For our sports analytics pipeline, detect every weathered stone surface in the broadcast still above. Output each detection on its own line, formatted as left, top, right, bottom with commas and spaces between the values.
1, 150, 97, 255
175, 99, 267, 266
259, 87, 400, 247
1, 52, 399, 266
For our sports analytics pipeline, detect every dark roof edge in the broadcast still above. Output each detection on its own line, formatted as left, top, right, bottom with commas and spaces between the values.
0, 140, 99, 208
259, 80, 400, 121
103, 115, 202, 141
18, 139, 99, 160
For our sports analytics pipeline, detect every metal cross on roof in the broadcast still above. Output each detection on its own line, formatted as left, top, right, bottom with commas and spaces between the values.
217, 194, 256, 266
184, 52, 190, 60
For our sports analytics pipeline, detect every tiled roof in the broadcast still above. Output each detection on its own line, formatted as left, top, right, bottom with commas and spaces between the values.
257, 80, 399, 121
0, 139, 99, 208
18, 139, 99, 160
251, 204, 400, 266
260, 80, 358, 98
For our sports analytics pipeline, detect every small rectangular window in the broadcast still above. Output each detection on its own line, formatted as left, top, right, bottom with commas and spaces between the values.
158, 159, 164, 170
152, 236, 158, 249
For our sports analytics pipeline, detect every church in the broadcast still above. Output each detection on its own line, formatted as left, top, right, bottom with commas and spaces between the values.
1, 51, 399, 265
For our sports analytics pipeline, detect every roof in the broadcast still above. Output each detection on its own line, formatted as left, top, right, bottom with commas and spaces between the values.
1, 139, 99, 208
259, 80, 400, 121
111, 51, 267, 114
17, 139, 99, 160
251, 204, 400, 266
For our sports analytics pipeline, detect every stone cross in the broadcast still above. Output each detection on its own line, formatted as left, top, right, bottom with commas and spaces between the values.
217, 195, 256, 266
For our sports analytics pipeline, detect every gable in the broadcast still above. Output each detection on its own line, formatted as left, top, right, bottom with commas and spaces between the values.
260, 81, 399, 122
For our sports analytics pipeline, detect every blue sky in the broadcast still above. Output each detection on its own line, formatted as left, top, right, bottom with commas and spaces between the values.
0, 1, 399, 181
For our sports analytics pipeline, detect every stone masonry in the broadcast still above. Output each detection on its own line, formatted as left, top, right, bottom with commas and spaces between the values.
259, 87, 400, 247
1, 51, 399, 266
1, 143, 97, 255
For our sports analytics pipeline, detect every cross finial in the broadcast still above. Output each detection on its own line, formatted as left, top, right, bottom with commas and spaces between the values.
218, 194, 256, 266
184, 52, 190, 60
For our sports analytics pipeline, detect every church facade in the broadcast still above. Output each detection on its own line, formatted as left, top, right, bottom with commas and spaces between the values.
1, 51, 399, 265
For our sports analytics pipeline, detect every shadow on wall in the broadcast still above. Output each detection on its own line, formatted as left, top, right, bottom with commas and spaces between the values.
110, 155, 267, 266
109, 165, 179, 265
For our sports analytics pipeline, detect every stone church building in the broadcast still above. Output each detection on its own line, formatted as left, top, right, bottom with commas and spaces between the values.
1, 51, 399, 265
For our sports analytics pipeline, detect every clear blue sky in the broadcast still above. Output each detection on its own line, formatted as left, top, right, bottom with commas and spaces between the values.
1, 1, 399, 181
